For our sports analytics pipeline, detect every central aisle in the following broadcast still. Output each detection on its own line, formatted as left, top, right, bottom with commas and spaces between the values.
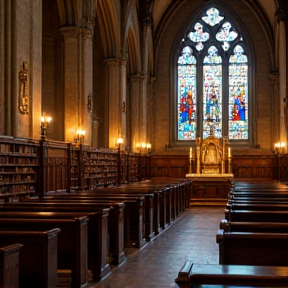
90, 207, 225, 288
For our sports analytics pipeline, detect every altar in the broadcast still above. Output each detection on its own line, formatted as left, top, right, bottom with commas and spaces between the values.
186, 126, 234, 200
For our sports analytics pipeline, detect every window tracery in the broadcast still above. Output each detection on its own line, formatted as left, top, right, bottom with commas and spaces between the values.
177, 6, 249, 141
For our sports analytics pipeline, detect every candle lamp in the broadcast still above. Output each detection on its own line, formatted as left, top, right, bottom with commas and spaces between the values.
274, 142, 287, 154
40, 116, 52, 140
74, 129, 86, 145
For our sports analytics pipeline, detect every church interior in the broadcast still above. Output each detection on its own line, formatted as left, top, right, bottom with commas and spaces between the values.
1, 0, 288, 287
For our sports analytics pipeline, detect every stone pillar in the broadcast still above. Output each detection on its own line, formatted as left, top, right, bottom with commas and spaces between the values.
104, 59, 120, 148
129, 75, 141, 152
147, 77, 156, 150
79, 28, 93, 146
60, 26, 93, 145
119, 57, 127, 147
275, 9, 287, 145
60, 27, 79, 142
140, 76, 147, 146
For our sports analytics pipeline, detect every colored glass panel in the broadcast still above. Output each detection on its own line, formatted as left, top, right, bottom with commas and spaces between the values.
228, 45, 248, 139
188, 23, 210, 51
202, 8, 224, 26
178, 47, 197, 140
177, 7, 249, 142
216, 21, 238, 51
203, 46, 222, 139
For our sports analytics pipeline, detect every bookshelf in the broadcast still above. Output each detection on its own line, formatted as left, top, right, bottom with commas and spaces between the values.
127, 153, 140, 182
0, 136, 39, 200
80, 146, 119, 189
70, 145, 80, 190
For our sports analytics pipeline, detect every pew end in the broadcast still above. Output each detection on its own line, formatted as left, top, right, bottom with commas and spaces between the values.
176, 261, 288, 287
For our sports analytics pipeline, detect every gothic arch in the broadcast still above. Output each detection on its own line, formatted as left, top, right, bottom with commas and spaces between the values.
96, 0, 121, 58
154, 0, 276, 151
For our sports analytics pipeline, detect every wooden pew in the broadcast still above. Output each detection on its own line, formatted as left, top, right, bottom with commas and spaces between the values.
18, 196, 145, 249
175, 260, 288, 288
229, 191, 288, 199
228, 197, 288, 204
220, 219, 288, 233
0, 229, 59, 288
0, 215, 88, 288
0, 202, 124, 279
143, 177, 191, 214
0, 210, 110, 282
48, 191, 156, 242
80, 185, 172, 231
84, 186, 165, 234
224, 209, 288, 222
0, 243, 23, 288
217, 229, 288, 266
226, 202, 288, 211
122, 183, 175, 222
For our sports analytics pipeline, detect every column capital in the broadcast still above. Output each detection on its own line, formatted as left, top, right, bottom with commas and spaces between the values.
103, 58, 118, 67
59, 26, 92, 40
275, 8, 286, 23
269, 71, 279, 83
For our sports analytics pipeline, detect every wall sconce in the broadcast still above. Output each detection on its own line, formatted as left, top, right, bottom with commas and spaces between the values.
40, 116, 52, 140
117, 138, 124, 145
74, 129, 86, 145
117, 138, 123, 152
147, 143, 151, 155
274, 142, 287, 154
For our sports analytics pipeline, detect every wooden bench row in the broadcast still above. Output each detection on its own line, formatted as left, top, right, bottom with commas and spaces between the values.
176, 180, 288, 287
0, 178, 191, 288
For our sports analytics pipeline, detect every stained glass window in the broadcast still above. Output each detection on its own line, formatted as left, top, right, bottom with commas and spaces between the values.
228, 45, 248, 139
177, 7, 249, 141
178, 46, 197, 140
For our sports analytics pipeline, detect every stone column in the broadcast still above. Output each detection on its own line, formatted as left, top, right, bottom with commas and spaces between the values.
60, 26, 93, 145
129, 75, 141, 152
60, 27, 79, 142
275, 9, 287, 145
104, 58, 120, 148
119, 57, 127, 147
78, 27, 93, 146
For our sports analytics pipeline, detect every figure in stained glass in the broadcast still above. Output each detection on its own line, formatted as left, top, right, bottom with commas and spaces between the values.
205, 84, 220, 122
232, 89, 246, 121
202, 7, 224, 26
178, 46, 195, 64
188, 23, 210, 51
177, 6, 249, 141
229, 45, 247, 63
216, 22, 238, 51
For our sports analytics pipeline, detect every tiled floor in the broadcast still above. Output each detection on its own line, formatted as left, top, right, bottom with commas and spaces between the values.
88, 207, 225, 288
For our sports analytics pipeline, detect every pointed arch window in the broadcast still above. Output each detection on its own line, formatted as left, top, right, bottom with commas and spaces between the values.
177, 7, 249, 141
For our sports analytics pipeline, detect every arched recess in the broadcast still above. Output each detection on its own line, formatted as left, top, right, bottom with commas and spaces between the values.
126, 26, 142, 150
93, 0, 122, 147
42, 0, 63, 141
56, 0, 75, 26
96, 0, 121, 58
153, 0, 276, 153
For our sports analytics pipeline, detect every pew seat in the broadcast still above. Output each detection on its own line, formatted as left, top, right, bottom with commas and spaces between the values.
0, 243, 23, 288
175, 261, 288, 287
220, 219, 288, 233
0, 216, 88, 288
0, 229, 60, 288
217, 229, 288, 266
225, 209, 288, 222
